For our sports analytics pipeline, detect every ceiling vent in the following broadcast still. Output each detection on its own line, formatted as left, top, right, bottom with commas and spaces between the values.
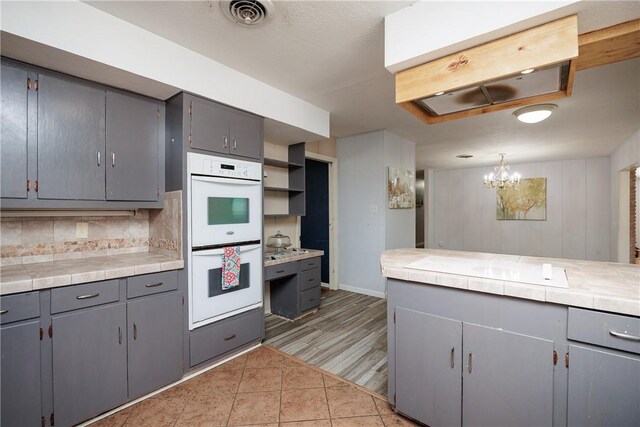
396, 16, 579, 124
220, 0, 274, 27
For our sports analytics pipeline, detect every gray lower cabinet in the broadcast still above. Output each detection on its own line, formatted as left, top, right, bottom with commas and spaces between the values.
52, 303, 128, 427
567, 345, 640, 426
0, 61, 29, 199
37, 72, 106, 201
106, 91, 160, 201
0, 320, 42, 427
127, 292, 182, 399
268, 257, 321, 320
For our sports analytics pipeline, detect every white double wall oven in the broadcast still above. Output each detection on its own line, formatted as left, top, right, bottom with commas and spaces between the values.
187, 152, 263, 330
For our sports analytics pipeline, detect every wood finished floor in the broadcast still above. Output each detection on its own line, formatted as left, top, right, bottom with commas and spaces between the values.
265, 289, 388, 397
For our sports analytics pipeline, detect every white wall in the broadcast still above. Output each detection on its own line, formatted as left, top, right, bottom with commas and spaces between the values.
428, 157, 610, 261
610, 129, 640, 261
337, 130, 415, 297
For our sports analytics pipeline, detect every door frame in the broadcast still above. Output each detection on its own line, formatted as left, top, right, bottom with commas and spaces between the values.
304, 151, 338, 290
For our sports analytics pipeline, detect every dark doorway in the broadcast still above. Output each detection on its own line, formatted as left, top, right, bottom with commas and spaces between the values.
301, 158, 330, 283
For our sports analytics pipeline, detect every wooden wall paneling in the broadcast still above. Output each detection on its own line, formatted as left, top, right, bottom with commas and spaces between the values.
516, 163, 543, 257
448, 170, 465, 250
585, 157, 611, 261
576, 19, 640, 71
562, 159, 587, 260
433, 171, 450, 249
539, 161, 564, 259
463, 168, 483, 252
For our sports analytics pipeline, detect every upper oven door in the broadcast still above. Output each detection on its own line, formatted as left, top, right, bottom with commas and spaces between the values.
190, 175, 262, 248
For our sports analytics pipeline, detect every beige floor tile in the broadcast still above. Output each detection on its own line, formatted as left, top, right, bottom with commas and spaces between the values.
374, 398, 394, 415
282, 366, 325, 390
380, 413, 420, 426
245, 347, 285, 368
215, 354, 248, 371
90, 406, 133, 427
323, 375, 349, 388
279, 388, 330, 422
280, 420, 332, 426
195, 367, 244, 394
155, 379, 198, 401
326, 387, 378, 418
237, 367, 283, 393
227, 391, 281, 426
123, 397, 185, 427
331, 415, 385, 426
174, 394, 235, 427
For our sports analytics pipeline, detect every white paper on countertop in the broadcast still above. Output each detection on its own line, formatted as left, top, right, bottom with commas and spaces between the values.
405, 255, 569, 288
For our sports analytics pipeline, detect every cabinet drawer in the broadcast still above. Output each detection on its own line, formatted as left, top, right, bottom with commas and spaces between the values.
190, 308, 262, 367
0, 292, 40, 325
127, 270, 178, 299
568, 308, 640, 355
300, 286, 321, 312
265, 261, 297, 281
51, 280, 120, 314
300, 268, 320, 292
300, 257, 320, 271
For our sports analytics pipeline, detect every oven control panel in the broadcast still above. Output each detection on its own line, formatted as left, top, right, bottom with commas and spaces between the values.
188, 152, 262, 181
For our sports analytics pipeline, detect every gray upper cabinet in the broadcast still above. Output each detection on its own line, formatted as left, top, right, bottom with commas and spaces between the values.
1, 62, 29, 199
127, 292, 182, 399
52, 303, 128, 427
0, 320, 42, 427
37, 72, 106, 200
106, 91, 160, 201
189, 95, 262, 160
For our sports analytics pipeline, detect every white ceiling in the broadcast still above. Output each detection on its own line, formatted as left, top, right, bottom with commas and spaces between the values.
81, 1, 640, 169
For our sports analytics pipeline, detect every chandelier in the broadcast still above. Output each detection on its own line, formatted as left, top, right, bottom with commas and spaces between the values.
484, 154, 520, 189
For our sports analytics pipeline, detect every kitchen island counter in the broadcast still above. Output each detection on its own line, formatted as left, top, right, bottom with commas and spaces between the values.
381, 248, 640, 316
1, 252, 183, 295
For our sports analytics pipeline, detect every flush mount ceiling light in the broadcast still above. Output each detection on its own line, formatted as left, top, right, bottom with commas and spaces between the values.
484, 153, 520, 189
513, 104, 557, 124
220, 0, 274, 27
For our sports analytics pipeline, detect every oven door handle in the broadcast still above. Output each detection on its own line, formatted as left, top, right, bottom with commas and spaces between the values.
192, 244, 262, 256
191, 175, 260, 186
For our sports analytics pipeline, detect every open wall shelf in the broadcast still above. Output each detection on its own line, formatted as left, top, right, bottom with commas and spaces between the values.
263, 142, 306, 216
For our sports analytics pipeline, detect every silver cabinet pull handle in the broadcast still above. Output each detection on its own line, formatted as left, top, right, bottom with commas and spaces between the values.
118, 326, 122, 345
133, 323, 137, 340
111, 152, 115, 167
233, 137, 237, 150
223, 136, 228, 149
450, 347, 455, 369
97, 151, 101, 166
468, 352, 472, 374
276, 270, 285, 274
76, 293, 99, 300
609, 330, 640, 342
0, 309, 8, 314
308, 278, 314, 282
145, 282, 163, 288
224, 334, 236, 341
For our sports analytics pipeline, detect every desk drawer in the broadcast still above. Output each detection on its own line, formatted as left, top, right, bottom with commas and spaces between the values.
51, 280, 119, 314
300, 257, 320, 271
265, 261, 297, 281
300, 286, 321, 312
568, 308, 640, 354
0, 292, 40, 325
300, 268, 320, 292
127, 270, 178, 299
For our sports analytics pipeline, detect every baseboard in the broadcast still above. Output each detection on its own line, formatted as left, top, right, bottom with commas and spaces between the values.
338, 284, 386, 299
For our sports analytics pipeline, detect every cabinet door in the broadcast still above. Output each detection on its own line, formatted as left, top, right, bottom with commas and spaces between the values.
190, 97, 229, 154
127, 292, 182, 399
0, 320, 42, 427
463, 323, 554, 427
106, 91, 159, 201
568, 345, 640, 427
1, 62, 29, 199
395, 307, 462, 427
229, 110, 262, 159
52, 303, 127, 427
37, 73, 106, 200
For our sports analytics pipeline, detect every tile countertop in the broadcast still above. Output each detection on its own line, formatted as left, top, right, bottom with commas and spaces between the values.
381, 248, 640, 317
0, 253, 184, 296
264, 249, 324, 267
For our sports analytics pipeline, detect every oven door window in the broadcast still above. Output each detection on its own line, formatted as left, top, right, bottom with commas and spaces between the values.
207, 197, 249, 225
208, 263, 250, 297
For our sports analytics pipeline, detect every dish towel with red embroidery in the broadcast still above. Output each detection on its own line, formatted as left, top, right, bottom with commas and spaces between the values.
221, 246, 241, 290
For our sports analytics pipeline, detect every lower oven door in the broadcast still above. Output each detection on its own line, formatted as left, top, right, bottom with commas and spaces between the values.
190, 243, 262, 330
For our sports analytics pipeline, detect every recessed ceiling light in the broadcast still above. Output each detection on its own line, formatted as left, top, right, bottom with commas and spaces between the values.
435, 91, 445, 96
521, 68, 535, 74
456, 154, 473, 159
513, 104, 557, 124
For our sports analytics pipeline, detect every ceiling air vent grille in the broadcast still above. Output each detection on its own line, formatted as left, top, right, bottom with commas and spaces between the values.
220, 0, 274, 27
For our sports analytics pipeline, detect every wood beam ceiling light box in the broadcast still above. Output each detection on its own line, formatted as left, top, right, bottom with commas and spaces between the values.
395, 15, 579, 124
